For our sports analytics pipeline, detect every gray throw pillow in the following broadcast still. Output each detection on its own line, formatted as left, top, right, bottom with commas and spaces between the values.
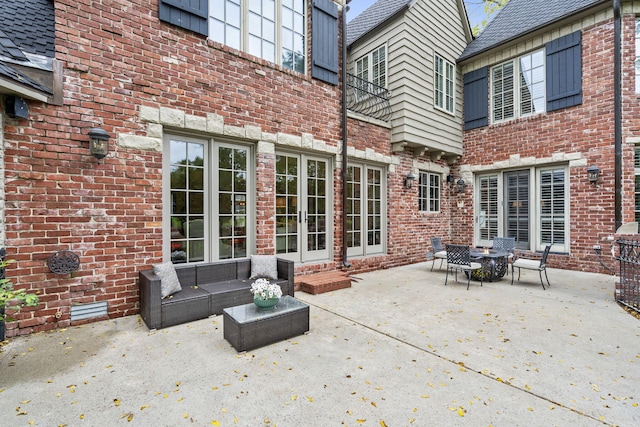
250, 255, 278, 280
153, 261, 182, 299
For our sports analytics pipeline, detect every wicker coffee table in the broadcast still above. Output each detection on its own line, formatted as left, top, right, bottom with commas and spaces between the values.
223, 295, 310, 352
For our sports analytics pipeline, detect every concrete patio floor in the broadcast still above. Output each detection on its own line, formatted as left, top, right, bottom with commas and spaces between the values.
1, 262, 639, 426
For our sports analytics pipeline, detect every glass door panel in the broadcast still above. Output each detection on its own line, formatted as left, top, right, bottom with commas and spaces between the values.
539, 168, 566, 251
217, 145, 248, 259
275, 153, 331, 262
169, 138, 206, 263
477, 175, 498, 247
275, 155, 299, 257
367, 168, 383, 252
346, 165, 363, 256
505, 170, 530, 249
306, 159, 328, 253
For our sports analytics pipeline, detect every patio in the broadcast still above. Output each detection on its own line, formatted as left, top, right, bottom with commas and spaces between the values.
1, 262, 638, 426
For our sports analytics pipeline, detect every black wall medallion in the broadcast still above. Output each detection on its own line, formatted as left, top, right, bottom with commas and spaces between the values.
47, 251, 80, 275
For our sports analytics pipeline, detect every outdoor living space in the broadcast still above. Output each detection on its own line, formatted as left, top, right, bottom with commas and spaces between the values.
1, 263, 638, 426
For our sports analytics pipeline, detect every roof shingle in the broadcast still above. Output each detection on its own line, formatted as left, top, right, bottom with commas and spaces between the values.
346, 0, 412, 46
458, 0, 607, 62
0, 0, 55, 60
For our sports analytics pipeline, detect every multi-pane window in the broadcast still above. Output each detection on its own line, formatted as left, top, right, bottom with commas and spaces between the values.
218, 146, 249, 259
418, 172, 440, 212
169, 139, 206, 263
492, 49, 545, 122
636, 19, 640, 93
434, 55, 455, 114
346, 163, 385, 256
211, 0, 306, 73
476, 167, 568, 252
539, 168, 566, 247
166, 136, 252, 263
355, 45, 387, 93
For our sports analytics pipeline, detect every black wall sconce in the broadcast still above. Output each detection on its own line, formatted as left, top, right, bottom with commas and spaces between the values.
404, 172, 416, 189
587, 166, 600, 183
88, 126, 110, 161
456, 179, 466, 193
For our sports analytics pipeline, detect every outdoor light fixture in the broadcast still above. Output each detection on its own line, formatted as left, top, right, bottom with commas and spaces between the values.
456, 179, 466, 193
88, 126, 110, 160
404, 172, 416, 189
447, 173, 455, 184
587, 166, 600, 183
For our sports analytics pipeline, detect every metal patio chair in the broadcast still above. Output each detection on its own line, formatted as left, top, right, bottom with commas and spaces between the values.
429, 237, 448, 271
493, 237, 516, 275
511, 245, 552, 290
445, 244, 484, 290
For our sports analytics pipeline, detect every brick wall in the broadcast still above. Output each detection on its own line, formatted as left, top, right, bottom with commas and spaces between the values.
1, 0, 343, 336
346, 117, 454, 271
459, 16, 632, 274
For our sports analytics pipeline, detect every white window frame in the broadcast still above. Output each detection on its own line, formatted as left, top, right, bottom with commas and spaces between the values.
434, 54, 455, 114
474, 165, 569, 253
346, 162, 387, 257
355, 44, 387, 95
491, 49, 546, 123
210, 0, 306, 73
418, 171, 441, 213
163, 134, 255, 263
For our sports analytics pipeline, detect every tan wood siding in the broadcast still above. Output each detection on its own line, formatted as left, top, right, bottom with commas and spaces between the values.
348, 0, 469, 157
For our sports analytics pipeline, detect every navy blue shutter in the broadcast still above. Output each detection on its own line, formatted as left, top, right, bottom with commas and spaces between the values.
312, 0, 339, 85
546, 31, 582, 111
463, 67, 489, 130
159, 0, 208, 36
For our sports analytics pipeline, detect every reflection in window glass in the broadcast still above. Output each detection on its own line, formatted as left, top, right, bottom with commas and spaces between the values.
169, 139, 205, 263
418, 172, 440, 212
167, 138, 251, 263
211, 0, 305, 72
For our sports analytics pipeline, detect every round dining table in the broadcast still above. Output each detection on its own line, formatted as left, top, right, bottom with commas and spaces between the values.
468, 248, 510, 281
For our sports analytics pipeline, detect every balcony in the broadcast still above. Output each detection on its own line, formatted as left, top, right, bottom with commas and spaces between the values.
346, 73, 392, 122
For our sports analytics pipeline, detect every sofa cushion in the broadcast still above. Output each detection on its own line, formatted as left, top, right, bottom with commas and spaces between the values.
250, 255, 278, 280
153, 261, 182, 298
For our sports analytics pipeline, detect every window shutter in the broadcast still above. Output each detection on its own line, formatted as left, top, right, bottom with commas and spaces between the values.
312, 0, 339, 85
463, 67, 488, 130
159, 0, 208, 36
546, 31, 582, 111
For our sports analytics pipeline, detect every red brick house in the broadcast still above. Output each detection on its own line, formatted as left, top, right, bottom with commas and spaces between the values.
2, 0, 635, 338
0, 0, 472, 336
0, 0, 350, 336
457, 0, 634, 273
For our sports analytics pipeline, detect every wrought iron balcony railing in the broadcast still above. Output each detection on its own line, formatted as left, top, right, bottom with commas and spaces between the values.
346, 73, 392, 122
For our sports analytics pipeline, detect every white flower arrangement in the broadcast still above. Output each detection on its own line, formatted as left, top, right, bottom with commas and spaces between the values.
250, 278, 283, 301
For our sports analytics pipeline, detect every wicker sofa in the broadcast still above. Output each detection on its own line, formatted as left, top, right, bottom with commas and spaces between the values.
139, 257, 295, 330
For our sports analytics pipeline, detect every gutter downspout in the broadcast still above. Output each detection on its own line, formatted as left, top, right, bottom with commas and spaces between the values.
341, 0, 351, 268
614, 0, 622, 231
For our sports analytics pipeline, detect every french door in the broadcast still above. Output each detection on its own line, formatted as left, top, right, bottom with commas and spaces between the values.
505, 171, 530, 249
475, 167, 569, 252
275, 153, 332, 262
165, 135, 252, 263
346, 163, 385, 257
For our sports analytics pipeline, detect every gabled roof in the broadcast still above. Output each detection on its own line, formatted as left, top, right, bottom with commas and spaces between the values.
458, 0, 607, 62
346, 0, 412, 47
